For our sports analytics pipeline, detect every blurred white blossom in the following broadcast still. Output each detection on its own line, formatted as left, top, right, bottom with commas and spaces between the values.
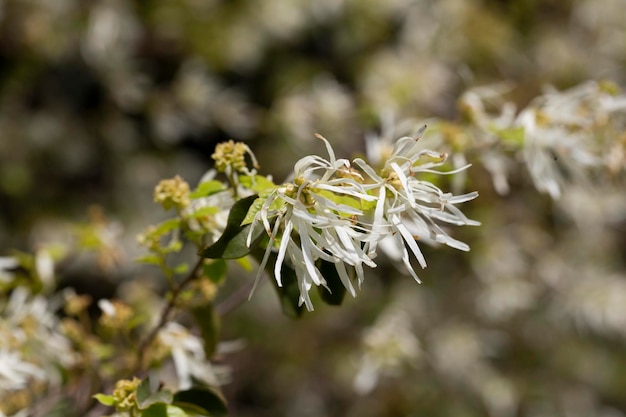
157, 322, 230, 390
354, 309, 420, 394
0, 288, 76, 412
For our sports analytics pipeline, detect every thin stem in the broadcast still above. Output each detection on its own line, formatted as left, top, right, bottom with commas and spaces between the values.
134, 258, 204, 374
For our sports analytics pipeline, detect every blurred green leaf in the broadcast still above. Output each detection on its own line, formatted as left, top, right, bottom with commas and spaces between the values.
137, 378, 173, 410
136, 377, 151, 406
188, 206, 220, 219
173, 387, 228, 417
238, 175, 276, 192
200, 195, 265, 259
93, 394, 116, 406
154, 219, 182, 236
142, 403, 188, 417
190, 180, 226, 198
173, 263, 189, 274
202, 259, 228, 285
136, 254, 162, 265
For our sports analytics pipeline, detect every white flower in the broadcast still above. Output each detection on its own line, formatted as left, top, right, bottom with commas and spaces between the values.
250, 135, 377, 310
355, 130, 480, 282
0, 289, 76, 415
0, 350, 46, 391
157, 322, 229, 390
246, 129, 479, 308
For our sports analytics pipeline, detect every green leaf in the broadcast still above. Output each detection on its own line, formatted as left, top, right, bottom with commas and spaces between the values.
190, 180, 225, 199
191, 303, 220, 357
238, 175, 276, 192
241, 196, 264, 226
202, 259, 228, 285
173, 263, 189, 274
165, 239, 183, 253
235, 256, 253, 271
137, 377, 151, 407
188, 206, 220, 219
142, 403, 188, 417
241, 189, 284, 226
136, 378, 174, 410
173, 387, 228, 417
154, 219, 182, 236
93, 394, 116, 406
200, 195, 266, 259
315, 259, 347, 306
138, 391, 174, 410
136, 254, 163, 265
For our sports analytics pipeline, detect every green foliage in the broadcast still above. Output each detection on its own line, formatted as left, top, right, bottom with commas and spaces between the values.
173, 387, 228, 417
190, 181, 226, 199
238, 175, 276, 193
200, 195, 265, 259
202, 259, 228, 285
94, 378, 226, 417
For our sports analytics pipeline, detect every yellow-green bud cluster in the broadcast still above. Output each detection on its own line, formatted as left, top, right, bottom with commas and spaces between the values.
212, 140, 253, 174
112, 377, 141, 412
154, 176, 191, 210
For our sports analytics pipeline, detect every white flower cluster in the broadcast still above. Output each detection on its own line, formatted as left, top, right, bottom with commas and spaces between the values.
461, 81, 626, 198
0, 288, 76, 412
157, 322, 232, 390
249, 130, 479, 310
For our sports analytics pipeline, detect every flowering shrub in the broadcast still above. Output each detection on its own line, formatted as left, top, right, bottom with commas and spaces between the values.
2, 78, 625, 416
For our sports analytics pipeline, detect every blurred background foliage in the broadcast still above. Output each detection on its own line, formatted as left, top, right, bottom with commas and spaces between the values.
1, 0, 626, 416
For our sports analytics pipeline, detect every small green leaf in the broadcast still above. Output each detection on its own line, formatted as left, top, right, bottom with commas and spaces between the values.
173, 263, 189, 274
200, 195, 266, 259
315, 259, 347, 306
239, 175, 276, 192
136, 378, 151, 407
235, 256, 253, 271
188, 206, 220, 219
190, 180, 225, 198
136, 254, 163, 265
241, 196, 264, 226
241, 189, 284, 226
173, 387, 228, 417
165, 239, 183, 253
154, 219, 182, 236
93, 394, 116, 406
191, 303, 220, 357
138, 391, 174, 410
142, 403, 189, 417
202, 259, 227, 285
